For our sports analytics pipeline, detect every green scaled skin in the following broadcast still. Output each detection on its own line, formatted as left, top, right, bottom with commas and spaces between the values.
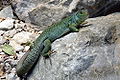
16, 11, 88, 77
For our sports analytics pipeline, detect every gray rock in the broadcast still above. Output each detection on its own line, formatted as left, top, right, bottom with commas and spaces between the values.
12, 0, 120, 28
9, 31, 37, 51
0, 6, 15, 18
0, 54, 5, 63
12, 0, 85, 28
12, 0, 36, 22
0, 19, 14, 30
28, 5, 67, 27
26, 13, 120, 80
9, 40, 24, 51
3, 29, 17, 37
4, 63, 11, 73
0, 30, 4, 35
0, 1, 2, 10
0, 36, 6, 44
12, 31, 34, 44
6, 73, 17, 80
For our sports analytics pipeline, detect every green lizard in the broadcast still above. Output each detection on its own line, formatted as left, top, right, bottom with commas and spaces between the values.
16, 11, 88, 77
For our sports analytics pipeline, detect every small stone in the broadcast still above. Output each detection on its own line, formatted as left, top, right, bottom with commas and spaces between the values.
0, 19, 14, 30
4, 63, 11, 73
16, 52, 25, 60
9, 40, 24, 51
14, 23, 25, 29
0, 75, 6, 80
10, 60, 18, 66
10, 68, 16, 73
0, 47, 3, 52
24, 46, 30, 52
0, 54, 5, 62
0, 63, 4, 77
0, 36, 6, 45
0, 30, 5, 35
4, 29, 17, 37
38, 31, 43, 34
6, 73, 16, 80
12, 31, 33, 44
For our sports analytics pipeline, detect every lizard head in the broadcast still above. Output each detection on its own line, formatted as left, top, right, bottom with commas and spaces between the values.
75, 10, 88, 25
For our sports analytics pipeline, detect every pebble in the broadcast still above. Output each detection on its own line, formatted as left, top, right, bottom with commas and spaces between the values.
0, 63, 4, 77
4, 63, 11, 73
12, 31, 33, 44
24, 46, 30, 52
0, 52, 5, 55
0, 30, 4, 35
0, 55, 5, 62
0, 36, 6, 44
0, 48, 3, 52
9, 40, 24, 51
4, 29, 17, 37
14, 22, 25, 29
10, 60, 18, 66
10, 68, 16, 73
6, 73, 16, 80
16, 52, 25, 60
0, 19, 14, 30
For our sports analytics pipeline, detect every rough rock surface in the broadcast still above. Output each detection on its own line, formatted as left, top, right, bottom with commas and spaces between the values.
12, 0, 120, 28
0, 19, 15, 30
0, 6, 15, 18
12, 0, 86, 28
0, 17, 39, 80
27, 12, 120, 80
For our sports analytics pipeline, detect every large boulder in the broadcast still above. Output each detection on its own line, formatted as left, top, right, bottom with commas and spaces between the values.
26, 12, 120, 80
12, 0, 120, 28
11, 0, 91, 28
12, 0, 82, 28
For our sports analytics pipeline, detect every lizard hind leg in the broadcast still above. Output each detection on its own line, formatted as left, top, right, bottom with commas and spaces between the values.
41, 39, 56, 65
43, 51, 53, 66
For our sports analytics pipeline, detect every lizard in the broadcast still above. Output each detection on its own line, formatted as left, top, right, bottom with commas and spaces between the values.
16, 10, 88, 77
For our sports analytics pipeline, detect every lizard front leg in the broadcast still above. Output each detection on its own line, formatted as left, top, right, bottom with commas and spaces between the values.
69, 23, 79, 32
41, 39, 52, 57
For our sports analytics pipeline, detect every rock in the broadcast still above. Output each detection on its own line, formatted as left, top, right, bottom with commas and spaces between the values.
0, 19, 14, 30
6, 73, 17, 80
0, 30, 4, 35
10, 68, 16, 73
9, 40, 24, 51
5, 29, 17, 37
10, 59, 18, 66
5, 57, 18, 67
12, 31, 33, 44
11, 0, 85, 28
16, 51, 25, 60
26, 13, 120, 80
0, 1, 2, 10
0, 63, 4, 77
86, 0, 120, 18
24, 46, 30, 52
0, 54, 6, 63
12, 0, 120, 28
0, 52, 5, 55
12, 0, 36, 22
0, 6, 15, 18
0, 36, 6, 44
4, 62, 11, 72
